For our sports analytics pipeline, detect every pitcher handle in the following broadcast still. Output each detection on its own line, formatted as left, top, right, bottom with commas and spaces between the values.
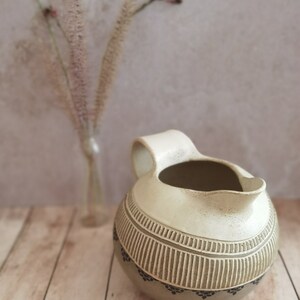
131, 129, 203, 178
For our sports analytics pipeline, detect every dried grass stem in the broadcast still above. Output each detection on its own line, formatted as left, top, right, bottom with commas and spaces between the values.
92, 0, 135, 130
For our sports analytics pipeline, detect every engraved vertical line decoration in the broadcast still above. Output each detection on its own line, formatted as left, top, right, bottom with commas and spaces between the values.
114, 195, 278, 290
153, 243, 162, 276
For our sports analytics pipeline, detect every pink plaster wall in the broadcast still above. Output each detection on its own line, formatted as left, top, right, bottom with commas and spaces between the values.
0, 0, 299, 206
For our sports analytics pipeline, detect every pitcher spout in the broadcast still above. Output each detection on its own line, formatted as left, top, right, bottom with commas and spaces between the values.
239, 176, 266, 195
202, 176, 266, 213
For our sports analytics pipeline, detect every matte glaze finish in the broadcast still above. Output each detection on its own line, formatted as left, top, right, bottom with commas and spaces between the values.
114, 130, 279, 300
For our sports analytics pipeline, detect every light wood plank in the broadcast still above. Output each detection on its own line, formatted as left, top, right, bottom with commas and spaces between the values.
107, 256, 151, 300
245, 255, 298, 300
0, 207, 30, 268
45, 207, 116, 300
274, 199, 300, 295
107, 255, 297, 300
0, 206, 74, 300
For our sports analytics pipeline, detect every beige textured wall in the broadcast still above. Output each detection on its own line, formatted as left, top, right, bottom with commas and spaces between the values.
0, 0, 299, 206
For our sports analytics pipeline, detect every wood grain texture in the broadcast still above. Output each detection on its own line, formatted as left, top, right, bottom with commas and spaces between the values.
0, 207, 30, 268
45, 207, 116, 300
244, 255, 298, 300
274, 199, 300, 296
0, 206, 74, 300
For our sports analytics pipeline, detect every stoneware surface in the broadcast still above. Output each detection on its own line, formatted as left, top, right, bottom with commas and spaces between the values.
113, 130, 279, 300
0, 0, 300, 205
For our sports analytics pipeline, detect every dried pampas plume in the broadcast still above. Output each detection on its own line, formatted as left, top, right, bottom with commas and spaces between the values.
65, 0, 89, 137
93, 0, 135, 130
36, 0, 182, 137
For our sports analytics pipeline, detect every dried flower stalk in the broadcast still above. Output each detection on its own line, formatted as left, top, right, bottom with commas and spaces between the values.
41, 41, 80, 135
134, 0, 182, 15
92, 0, 135, 130
133, 0, 155, 15
35, 0, 86, 141
65, 0, 90, 139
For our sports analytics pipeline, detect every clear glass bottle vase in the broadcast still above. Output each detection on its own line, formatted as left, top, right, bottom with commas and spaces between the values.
81, 137, 108, 227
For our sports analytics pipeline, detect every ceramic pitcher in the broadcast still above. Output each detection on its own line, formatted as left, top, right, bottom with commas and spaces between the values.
113, 130, 279, 300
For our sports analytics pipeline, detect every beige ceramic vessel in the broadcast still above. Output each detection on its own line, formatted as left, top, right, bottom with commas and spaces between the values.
113, 130, 279, 300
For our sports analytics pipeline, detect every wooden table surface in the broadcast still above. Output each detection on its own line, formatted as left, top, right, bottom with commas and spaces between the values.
0, 200, 299, 300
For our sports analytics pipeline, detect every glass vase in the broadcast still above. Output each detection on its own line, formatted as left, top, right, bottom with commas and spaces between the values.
81, 137, 108, 227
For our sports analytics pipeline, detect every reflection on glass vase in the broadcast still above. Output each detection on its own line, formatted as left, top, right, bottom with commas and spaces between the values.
81, 137, 108, 227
